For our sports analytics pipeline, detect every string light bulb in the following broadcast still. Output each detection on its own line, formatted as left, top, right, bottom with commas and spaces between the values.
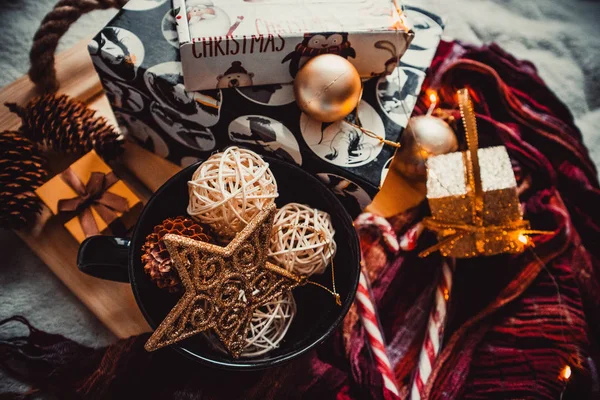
443, 288, 450, 301
426, 90, 438, 116
429, 91, 438, 104
558, 365, 572, 400
518, 234, 529, 245
559, 365, 572, 382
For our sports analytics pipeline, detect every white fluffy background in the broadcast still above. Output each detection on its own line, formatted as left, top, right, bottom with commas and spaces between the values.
0, 0, 599, 395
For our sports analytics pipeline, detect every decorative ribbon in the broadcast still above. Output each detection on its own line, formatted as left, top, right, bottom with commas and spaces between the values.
57, 169, 129, 238
419, 89, 550, 258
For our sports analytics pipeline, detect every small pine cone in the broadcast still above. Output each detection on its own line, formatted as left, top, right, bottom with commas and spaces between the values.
6, 94, 124, 160
142, 216, 211, 292
0, 130, 48, 230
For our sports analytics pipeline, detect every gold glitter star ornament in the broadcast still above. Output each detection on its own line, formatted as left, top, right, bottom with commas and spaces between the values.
144, 202, 305, 357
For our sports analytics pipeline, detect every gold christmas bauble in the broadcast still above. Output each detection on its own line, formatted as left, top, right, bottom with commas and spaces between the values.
395, 115, 458, 181
294, 54, 362, 123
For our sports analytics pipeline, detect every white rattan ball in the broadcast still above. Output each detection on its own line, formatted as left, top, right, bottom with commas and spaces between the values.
242, 291, 296, 357
269, 203, 337, 277
187, 147, 278, 240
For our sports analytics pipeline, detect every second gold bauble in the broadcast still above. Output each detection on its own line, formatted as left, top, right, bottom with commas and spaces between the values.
293, 54, 362, 123
395, 115, 458, 181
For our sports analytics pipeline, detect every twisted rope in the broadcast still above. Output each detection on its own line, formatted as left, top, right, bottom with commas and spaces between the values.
29, 0, 128, 93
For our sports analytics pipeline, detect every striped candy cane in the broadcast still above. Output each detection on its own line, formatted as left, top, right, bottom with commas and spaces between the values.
354, 213, 401, 396
356, 269, 400, 397
355, 213, 400, 253
399, 223, 424, 252
354, 215, 432, 398
410, 260, 453, 400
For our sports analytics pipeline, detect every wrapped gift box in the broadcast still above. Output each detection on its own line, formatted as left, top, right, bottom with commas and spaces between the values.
89, 0, 443, 216
173, 0, 414, 91
35, 151, 142, 243
425, 146, 526, 257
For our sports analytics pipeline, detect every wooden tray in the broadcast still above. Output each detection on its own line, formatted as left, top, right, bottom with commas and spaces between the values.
1, 38, 422, 339
1, 38, 180, 338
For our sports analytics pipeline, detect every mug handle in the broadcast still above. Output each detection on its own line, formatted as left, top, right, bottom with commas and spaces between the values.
77, 236, 131, 283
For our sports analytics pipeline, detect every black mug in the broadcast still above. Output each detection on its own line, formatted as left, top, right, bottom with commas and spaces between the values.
77, 157, 360, 370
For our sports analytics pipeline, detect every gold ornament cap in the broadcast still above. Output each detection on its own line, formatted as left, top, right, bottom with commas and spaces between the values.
294, 54, 362, 123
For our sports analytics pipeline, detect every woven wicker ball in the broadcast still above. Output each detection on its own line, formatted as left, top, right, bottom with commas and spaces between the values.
269, 203, 337, 277
187, 147, 278, 241
242, 291, 296, 357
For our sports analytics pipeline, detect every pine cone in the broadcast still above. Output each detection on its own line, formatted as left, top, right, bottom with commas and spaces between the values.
142, 216, 211, 292
0, 130, 48, 230
6, 94, 124, 160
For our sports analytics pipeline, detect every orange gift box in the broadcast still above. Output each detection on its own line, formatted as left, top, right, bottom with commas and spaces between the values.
35, 150, 141, 243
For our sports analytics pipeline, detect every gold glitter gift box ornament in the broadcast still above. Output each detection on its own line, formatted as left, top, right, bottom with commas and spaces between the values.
419, 89, 546, 258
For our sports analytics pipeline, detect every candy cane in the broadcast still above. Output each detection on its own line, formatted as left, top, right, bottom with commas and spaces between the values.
399, 222, 424, 252
354, 215, 430, 397
355, 213, 400, 253
356, 269, 400, 397
409, 260, 453, 400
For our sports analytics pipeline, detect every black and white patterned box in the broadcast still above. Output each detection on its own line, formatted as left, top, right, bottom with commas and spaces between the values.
89, 0, 443, 216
